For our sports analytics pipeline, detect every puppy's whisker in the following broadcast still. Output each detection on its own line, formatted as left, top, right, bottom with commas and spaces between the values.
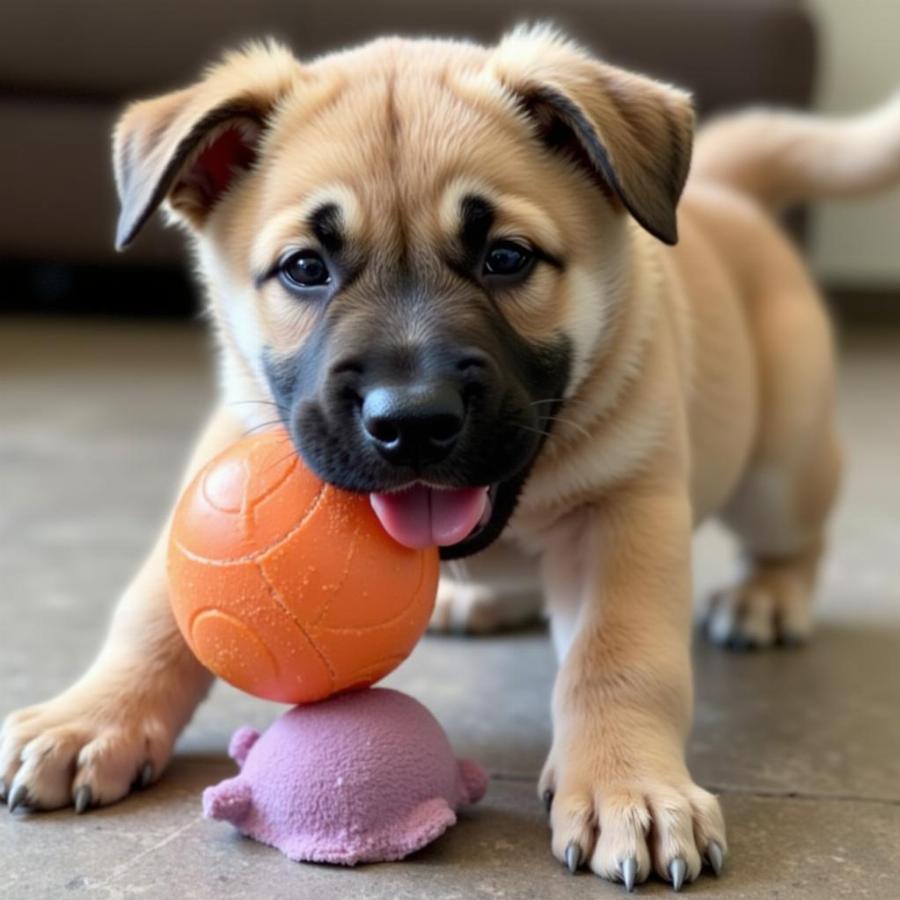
230, 399, 290, 416
260, 440, 302, 477
546, 415, 594, 441
529, 397, 590, 410
243, 419, 290, 438
516, 424, 554, 441
231, 399, 286, 408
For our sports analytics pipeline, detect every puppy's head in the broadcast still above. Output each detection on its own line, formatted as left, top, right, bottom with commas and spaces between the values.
114, 27, 693, 557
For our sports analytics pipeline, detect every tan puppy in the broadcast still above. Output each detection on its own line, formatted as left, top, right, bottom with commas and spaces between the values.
4, 26, 900, 890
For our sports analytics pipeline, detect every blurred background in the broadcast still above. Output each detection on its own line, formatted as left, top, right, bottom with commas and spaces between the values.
1, 0, 899, 320
1, 3, 899, 897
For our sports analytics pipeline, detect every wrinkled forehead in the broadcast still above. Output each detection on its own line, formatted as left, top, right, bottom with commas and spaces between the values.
247, 70, 569, 270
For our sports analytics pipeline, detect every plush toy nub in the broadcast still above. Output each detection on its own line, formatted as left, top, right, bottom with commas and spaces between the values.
202, 688, 488, 865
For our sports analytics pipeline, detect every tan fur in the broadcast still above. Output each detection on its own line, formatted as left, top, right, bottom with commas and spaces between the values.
4, 25, 896, 887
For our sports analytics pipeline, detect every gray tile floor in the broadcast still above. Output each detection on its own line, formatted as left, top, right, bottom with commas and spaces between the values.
1, 318, 898, 899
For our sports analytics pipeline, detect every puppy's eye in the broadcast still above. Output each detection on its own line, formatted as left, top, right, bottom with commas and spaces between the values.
483, 240, 534, 278
278, 250, 331, 290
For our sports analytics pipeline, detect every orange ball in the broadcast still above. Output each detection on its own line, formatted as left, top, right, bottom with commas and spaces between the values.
167, 429, 439, 704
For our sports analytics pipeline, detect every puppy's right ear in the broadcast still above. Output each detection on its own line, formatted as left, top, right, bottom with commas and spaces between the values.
492, 25, 694, 245
113, 41, 301, 249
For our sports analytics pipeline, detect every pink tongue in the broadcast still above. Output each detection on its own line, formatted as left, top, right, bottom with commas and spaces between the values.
370, 485, 489, 549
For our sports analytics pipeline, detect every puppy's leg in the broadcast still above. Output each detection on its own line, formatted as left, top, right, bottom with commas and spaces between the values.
707, 286, 841, 649
0, 407, 245, 812
541, 490, 725, 889
431, 539, 542, 634
707, 429, 840, 648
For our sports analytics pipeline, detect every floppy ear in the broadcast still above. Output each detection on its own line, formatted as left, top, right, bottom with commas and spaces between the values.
492, 26, 694, 245
113, 40, 301, 249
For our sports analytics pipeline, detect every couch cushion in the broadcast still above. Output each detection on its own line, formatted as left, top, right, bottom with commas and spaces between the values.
1, 0, 814, 115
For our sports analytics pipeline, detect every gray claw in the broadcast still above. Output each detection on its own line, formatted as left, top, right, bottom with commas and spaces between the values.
74, 785, 92, 815
707, 841, 724, 876
564, 841, 582, 874
670, 858, 687, 891
139, 763, 153, 789
543, 790, 553, 813
621, 857, 637, 892
726, 633, 758, 652
0, 778, 6, 802
8, 782, 28, 813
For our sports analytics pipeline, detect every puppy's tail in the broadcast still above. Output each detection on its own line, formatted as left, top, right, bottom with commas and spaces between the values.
691, 92, 900, 211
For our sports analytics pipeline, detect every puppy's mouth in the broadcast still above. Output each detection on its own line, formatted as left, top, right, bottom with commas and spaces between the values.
370, 483, 496, 551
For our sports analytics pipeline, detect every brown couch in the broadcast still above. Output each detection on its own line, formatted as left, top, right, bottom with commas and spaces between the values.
0, 0, 815, 306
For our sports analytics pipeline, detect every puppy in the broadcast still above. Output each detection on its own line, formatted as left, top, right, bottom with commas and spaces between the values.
4, 26, 900, 890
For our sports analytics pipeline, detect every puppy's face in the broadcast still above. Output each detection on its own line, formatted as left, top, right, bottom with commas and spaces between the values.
114, 29, 692, 556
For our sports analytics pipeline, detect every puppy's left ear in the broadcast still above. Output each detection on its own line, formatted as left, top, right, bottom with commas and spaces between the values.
492, 26, 694, 245
113, 40, 301, 249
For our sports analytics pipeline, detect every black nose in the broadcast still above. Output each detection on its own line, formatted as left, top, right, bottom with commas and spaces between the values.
361, 382, 465, 467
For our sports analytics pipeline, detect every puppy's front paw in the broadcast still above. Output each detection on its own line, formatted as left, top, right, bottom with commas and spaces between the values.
0, 685, 173, 813
540, 748, 726, 890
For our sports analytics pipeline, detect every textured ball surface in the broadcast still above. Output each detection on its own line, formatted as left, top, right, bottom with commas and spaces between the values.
168, 429, 439, 703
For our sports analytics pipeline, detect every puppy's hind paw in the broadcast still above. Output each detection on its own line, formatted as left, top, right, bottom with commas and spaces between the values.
430, 578, 541, 635
705, 581, 812, 650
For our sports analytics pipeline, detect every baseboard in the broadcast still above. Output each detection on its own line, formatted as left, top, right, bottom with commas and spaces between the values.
826, 287, 900, 328
0, 261, 197, 318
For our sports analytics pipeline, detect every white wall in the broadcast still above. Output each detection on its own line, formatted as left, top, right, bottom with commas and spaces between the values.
806, 0, 900, 286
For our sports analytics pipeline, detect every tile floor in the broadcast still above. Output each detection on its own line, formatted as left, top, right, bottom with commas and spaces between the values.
0, 318, 898, 899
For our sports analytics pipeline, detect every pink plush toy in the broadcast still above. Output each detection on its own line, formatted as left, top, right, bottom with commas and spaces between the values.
202, 688, 488, 865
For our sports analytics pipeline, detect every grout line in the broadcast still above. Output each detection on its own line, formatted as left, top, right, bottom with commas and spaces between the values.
704, 783, 900, 808
83, 816, 204, 890
487, 772, 900, 808
488, 772, 541, 783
